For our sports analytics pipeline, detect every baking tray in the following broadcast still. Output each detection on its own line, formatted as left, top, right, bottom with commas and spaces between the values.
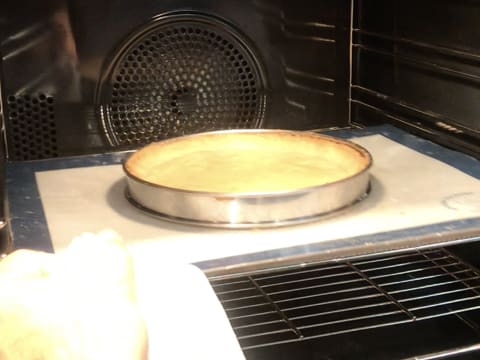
123, 130, 372, 228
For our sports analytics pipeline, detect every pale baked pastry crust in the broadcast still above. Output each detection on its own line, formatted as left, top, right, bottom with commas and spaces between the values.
125, 131, 371, 193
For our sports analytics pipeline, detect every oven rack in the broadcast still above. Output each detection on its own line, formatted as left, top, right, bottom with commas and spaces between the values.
209, 248, 480, 351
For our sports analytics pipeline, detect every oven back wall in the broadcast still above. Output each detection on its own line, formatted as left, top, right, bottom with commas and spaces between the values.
0, 0, 351, 160
352, 0, 480, 157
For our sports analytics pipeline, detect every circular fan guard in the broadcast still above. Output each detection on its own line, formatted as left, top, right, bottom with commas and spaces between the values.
96, 12, 268, 147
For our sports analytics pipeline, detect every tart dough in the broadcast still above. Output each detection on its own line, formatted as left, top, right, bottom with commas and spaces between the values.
125, 131, 371, 193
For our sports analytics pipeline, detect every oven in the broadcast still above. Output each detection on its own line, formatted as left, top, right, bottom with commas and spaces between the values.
2, 0, 480, 358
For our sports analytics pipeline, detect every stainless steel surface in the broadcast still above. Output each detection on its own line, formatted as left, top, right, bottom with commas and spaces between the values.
6, 94, 58, 160
0, 80, 11, 256
124, 129, 372, 228
200, 218, 480, 276
209, 248, 480, 350
96, 11, 268, 148
0, 221, 12, 257
405, 343, 480, 359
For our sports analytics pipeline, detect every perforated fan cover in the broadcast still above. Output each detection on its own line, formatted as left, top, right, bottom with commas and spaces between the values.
97, 13, 267, 147
6, 94, 58, 160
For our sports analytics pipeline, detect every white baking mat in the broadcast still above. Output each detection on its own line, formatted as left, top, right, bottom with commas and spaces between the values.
35, 135, 480, 264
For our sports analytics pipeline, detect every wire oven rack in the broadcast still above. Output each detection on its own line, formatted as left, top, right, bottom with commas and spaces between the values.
209, 248, 480, 352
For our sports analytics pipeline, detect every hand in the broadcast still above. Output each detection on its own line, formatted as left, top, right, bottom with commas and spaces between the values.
0, 231, 148, 360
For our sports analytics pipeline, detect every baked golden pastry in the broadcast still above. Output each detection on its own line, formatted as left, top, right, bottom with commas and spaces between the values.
125, 130, 371, 193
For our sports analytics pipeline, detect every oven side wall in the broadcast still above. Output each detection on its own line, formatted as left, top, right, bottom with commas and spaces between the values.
0, 72, 12, 255
352, 0, 480, 158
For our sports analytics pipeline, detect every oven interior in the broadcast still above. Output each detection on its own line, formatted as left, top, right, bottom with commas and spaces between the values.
1, 0, 480, 358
